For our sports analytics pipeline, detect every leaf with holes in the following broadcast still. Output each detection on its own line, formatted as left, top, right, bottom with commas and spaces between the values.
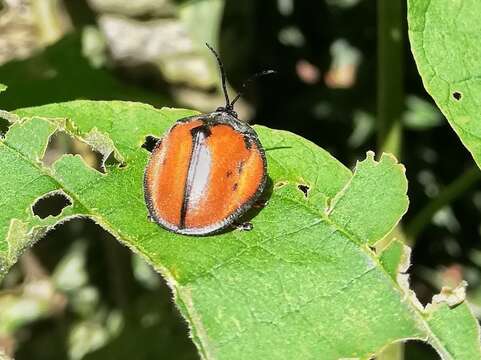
408, 0, 481, 168
1, 100, 480, 359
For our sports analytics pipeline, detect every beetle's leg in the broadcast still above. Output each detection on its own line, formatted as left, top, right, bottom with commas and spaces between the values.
253, 199, 269, 209
234, 222, 253, 231
142, 135, 162, 152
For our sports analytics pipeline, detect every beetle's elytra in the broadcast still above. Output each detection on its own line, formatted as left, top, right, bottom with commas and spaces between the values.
144, 112, 267, 235
143, 43, 274, 236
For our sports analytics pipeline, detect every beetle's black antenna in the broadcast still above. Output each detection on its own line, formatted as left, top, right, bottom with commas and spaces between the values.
205, 43, 230, 109
230, 70, 276, 108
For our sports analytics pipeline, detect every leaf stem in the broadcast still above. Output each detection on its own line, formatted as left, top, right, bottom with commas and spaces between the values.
377, 0, 404, 156
405, 165, 481, 241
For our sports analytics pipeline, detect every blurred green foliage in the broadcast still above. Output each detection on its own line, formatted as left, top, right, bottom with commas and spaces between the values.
0, 33, 168, 111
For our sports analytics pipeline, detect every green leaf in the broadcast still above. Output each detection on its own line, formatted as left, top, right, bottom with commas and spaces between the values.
408, 0, 481, 168
379, 239, 407, 281
426, 298, 481, 359
1, 100, 480, 359
328, 151, 408, 245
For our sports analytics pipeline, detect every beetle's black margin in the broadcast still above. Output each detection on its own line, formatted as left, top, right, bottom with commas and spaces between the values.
143, 111, 268, 236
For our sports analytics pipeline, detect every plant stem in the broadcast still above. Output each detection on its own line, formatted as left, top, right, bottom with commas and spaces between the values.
376, 1, 404, 359
405, 165, 481, 241
377, 0, 404, 156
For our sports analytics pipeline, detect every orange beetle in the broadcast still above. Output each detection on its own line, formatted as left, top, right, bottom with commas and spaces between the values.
144, 44, 274, 235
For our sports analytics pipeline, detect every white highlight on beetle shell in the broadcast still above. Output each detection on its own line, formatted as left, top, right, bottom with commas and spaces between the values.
186, 130, 212, 210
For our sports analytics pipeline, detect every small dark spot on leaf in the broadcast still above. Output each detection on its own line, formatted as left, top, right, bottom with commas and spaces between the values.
264, 146, 292, 152
325, 197, 333, 210
226, 170, 233, 178
142, 135, 161, 153
368, 245, 377, 254
297, 184, 310, 198
236, 222, 253, 231
274, 181, 288, 190
32, 191, 72, 219
452, 91, 462, 101
232, 183, 238, 191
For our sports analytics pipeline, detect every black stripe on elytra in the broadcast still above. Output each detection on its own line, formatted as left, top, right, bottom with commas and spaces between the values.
179, 125, 212, 229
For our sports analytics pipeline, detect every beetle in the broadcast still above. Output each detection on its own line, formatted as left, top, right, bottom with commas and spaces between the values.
143, 43, 274, 236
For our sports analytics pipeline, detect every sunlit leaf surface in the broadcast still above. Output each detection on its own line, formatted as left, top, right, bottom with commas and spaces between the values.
409, 0, 481, 169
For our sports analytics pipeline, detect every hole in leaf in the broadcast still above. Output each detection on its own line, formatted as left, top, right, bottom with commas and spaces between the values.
0, 121, 9, 138
104, 151, 126, 169
32, 191, 72, 219
404, 340, 439, 359
410, 275, 437, 307
0, 111, 17, 138
43, 131, 104, 172
452, 91, 462, 101
297, 184, 310, 197
142, 135, 160, 153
